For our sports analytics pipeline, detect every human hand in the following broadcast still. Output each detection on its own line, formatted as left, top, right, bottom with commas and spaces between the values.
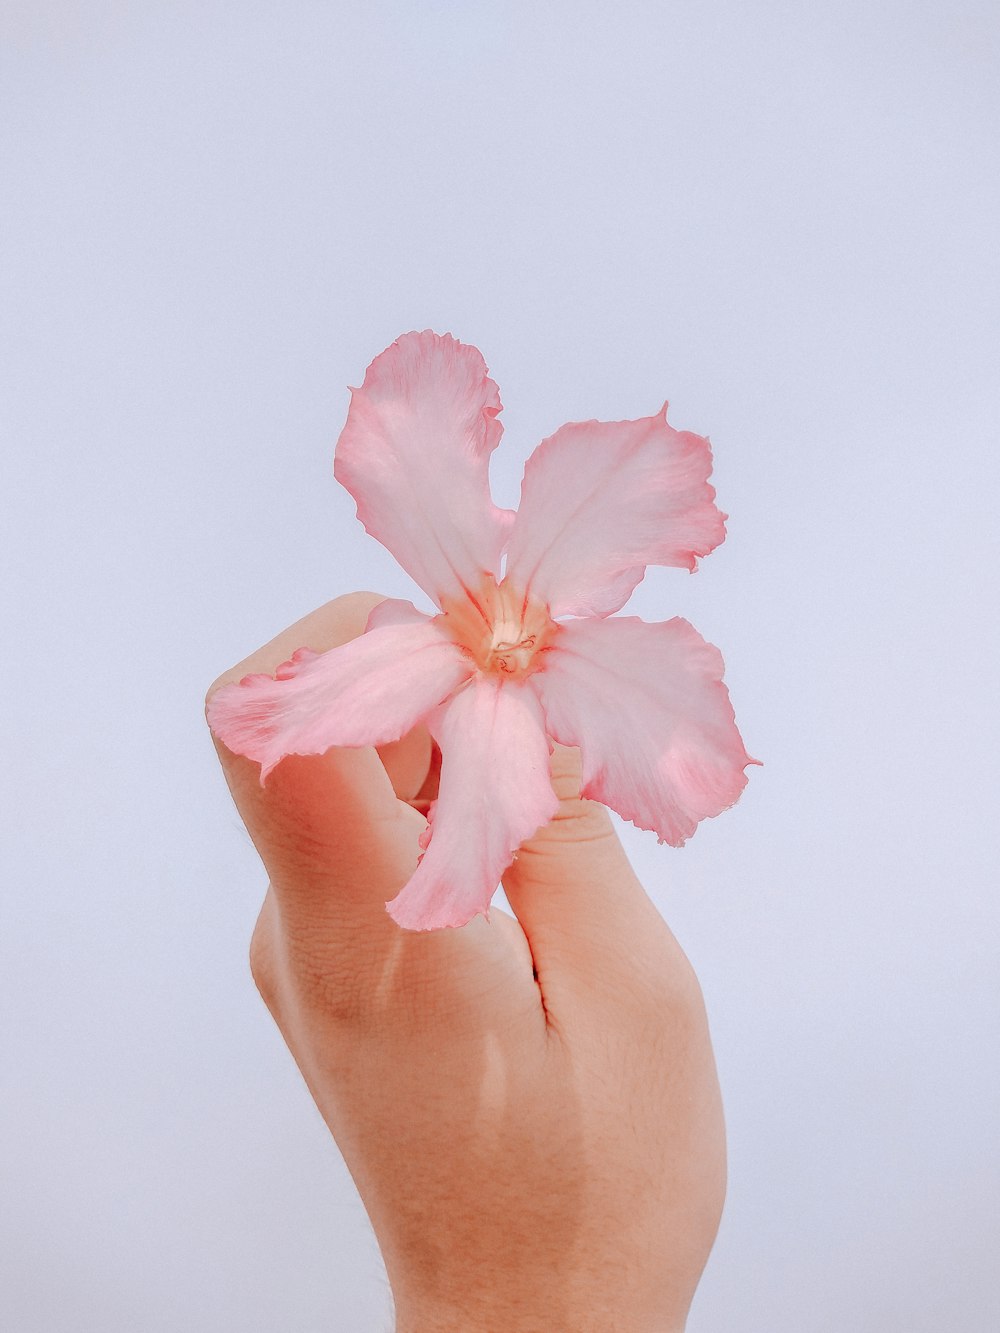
208, 592, 726, 1333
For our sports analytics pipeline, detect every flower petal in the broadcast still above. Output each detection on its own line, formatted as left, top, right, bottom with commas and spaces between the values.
504, 407, 726, 618
207, 621, 473, 783
335, 331, 512, 609
531, 617, 756, 845
364, 597, 433, 631
386, 677, 559, 931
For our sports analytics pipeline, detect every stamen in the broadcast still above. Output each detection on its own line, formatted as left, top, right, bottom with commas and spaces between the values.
436, 577, 556, 680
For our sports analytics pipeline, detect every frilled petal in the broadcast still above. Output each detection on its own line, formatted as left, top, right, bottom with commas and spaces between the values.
207, 621, 473, 783
504, 407, 726, 618
334, 331, 513, 609
386, 678, 559, 931
531, 617, 756, 845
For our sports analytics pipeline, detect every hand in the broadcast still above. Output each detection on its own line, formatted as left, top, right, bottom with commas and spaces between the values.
207, 592, 726, 1333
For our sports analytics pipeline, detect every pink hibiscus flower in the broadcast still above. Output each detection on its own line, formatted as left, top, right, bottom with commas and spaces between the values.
208, 331, 756, 931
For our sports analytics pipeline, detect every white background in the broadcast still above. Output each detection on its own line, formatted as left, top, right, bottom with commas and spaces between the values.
3, 2, 998, 1329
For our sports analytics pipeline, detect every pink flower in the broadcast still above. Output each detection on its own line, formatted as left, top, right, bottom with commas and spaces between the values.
208, 331, 756, 931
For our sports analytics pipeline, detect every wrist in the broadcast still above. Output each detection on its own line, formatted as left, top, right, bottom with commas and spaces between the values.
393, 1295, 685, 1333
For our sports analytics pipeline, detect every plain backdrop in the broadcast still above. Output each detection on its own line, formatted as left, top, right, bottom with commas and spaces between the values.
2, 2, 998, 1330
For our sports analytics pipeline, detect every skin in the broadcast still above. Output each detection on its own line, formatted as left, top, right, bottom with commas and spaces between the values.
207, 592, 727, 1333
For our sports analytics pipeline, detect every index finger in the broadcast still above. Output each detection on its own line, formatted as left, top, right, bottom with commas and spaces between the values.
206, 592, 428, 937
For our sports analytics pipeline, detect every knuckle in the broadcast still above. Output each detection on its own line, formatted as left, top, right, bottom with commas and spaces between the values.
247, 898, 371, 1029
280, 921, 374, 1024
248, 913, 280, 1009
641, 956, 707, 1037
616, 926, 707, 1026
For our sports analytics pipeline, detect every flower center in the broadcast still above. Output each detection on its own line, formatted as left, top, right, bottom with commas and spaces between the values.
436, 576, 556, 680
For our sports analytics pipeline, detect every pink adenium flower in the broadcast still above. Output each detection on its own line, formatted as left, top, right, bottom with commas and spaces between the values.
208, 331, 756, 931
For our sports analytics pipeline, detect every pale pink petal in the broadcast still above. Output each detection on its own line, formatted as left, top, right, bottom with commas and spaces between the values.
386, 678, 559, 931
335, 331, 512, 609
365, 597, 433, 631
504, 407, 726, 618
531, 617, 756, 845
207, 622, 473, 783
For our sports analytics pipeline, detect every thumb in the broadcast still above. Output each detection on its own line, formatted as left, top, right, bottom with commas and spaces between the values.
501, 744, 689, 1000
